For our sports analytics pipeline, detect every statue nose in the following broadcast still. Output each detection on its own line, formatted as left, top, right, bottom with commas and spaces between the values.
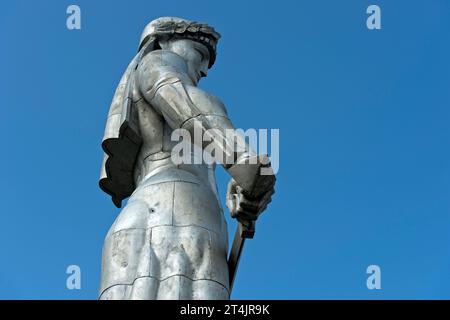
200, 71, 207, 78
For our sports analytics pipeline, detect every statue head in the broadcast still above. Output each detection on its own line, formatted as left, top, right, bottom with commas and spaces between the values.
139, 17, 221, 84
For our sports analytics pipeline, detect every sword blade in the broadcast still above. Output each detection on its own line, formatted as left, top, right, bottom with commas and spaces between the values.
227, 221, 255, 293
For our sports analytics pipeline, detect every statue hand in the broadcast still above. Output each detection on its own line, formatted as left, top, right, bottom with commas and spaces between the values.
226, 178, 275, 225
227, 154, 276, 199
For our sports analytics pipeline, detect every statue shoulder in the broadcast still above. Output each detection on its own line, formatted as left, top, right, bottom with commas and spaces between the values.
185, 86, 228, 116
141, 49, 189, 74
136, 49, 192, 93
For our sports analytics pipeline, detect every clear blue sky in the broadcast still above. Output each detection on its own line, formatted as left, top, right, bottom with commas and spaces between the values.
1, 0, 449, 299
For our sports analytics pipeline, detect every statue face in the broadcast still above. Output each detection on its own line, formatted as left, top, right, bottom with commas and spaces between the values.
165, 39, 211, 85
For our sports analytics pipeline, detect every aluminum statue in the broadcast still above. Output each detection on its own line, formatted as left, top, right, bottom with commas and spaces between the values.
98, 17, 276, 300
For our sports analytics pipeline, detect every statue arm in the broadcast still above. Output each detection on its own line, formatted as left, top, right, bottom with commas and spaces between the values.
136, 50, 245, 167
136, 50, 275, 219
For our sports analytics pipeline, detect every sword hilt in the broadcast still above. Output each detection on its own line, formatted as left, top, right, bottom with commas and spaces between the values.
239, 220, 255, 239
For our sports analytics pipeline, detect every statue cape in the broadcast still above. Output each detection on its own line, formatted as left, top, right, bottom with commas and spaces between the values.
99, 40, 156, 208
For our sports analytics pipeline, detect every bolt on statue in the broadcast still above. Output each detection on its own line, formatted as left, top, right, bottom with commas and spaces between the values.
98, 17, 276, 299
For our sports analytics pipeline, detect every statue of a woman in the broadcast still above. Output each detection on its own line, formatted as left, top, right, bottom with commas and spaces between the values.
98, 17, 275, 299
